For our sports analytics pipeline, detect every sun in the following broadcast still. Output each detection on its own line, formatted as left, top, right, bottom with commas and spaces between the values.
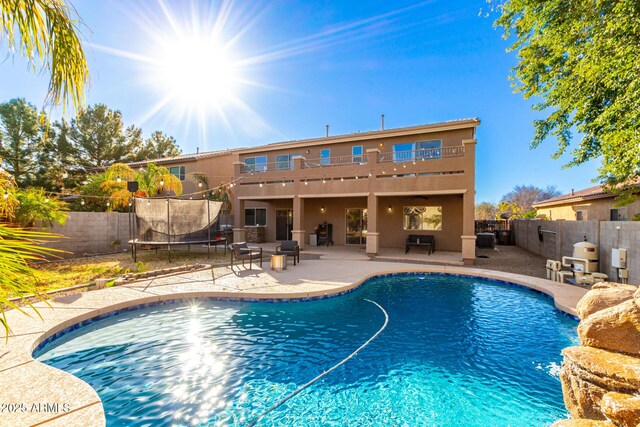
155, 33, 240, 108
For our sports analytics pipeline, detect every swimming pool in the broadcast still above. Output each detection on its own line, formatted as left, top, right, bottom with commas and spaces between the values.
35, 273, 578, 426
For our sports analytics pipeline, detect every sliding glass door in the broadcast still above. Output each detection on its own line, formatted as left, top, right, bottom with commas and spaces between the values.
346, 208, 367, 246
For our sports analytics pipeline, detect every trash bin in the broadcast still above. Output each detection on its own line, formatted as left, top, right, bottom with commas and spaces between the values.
476, 233, 496, 249
309, 233, 317, 246
496, 229, 512, 245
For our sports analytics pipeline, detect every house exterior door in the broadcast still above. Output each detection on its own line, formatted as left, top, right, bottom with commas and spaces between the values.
276, 209, 293, 240
346, 208, 367, 246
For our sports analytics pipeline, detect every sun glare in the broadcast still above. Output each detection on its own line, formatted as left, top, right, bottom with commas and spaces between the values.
156, 35, 239, 108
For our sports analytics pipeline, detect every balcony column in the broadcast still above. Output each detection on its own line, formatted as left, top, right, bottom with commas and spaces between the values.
233, 198, 246, 243
292, 196, 305, 249
461, 138, 477, 265
366, 193, 379, 256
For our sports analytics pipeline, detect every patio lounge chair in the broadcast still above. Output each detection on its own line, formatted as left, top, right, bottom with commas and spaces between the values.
231, 242, 263, 269
275, 240, 300, 265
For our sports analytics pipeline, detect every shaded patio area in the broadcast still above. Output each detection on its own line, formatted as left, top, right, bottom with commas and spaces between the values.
253, 242, 464, 265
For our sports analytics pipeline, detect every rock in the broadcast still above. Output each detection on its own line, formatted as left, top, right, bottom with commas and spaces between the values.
577, 299, 640, 356
600, 392, 640, 427
552, 419, 614, 427
560, 346, 640, 420
577, 283, 638, 319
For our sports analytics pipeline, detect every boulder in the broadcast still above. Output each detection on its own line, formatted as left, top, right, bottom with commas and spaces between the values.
560, 346, 640, 420
552, 420, 614, 427
577, 299, 640, 356
600, 392, 640, 427
577, 283, 638, 320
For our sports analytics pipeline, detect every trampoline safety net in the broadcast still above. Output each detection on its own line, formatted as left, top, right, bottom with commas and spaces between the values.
133, 198, 223, 243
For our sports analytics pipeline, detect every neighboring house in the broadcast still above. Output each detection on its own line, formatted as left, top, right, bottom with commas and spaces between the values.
231, 118, 480, 264
533, 185, 640, 221
128, 149, 239, 195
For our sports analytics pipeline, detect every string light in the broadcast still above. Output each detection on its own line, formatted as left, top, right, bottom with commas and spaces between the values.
340, 177, 344, 182
198, 182, 203, 188
3, 191, 8, 199
116, 177, 122, 183
44, 197, 49, 203
80, 199, 85, 205
106, 201, 110, 207
304, 179, 308, 185
281, 181, 285, 187
355, 175, 359, 180
322, 178, 326, 184
259, 182, 263, 187
159, 179, 164, 186
62, 172, 68, 179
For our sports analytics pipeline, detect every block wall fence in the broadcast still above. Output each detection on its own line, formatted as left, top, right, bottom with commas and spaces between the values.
512, 219, 640, 286
42, 212, 131, 258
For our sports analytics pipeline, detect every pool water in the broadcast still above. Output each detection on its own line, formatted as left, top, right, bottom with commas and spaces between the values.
35, 274, 578, 426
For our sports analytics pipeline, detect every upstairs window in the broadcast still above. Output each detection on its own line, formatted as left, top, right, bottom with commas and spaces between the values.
169, 166, 186, 181
276, 155, 290, 170
320, 149, 331, 165
393, 143, 414, 162
244, 155, 267, 172
416, 140, 442, 159
352, 145, 363, 163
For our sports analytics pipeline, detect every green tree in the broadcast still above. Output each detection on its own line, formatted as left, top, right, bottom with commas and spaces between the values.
136, 131, 182, 161
0, 0, 89, 112
0, 98, 42, 186
14, 188, 68, 227
69, 104, 142, 170
495, 0, 640, 202
33, 118, 81, 191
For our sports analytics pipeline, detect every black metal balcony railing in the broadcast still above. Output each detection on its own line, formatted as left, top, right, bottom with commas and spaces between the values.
303, 154, 366, 169
240, 145, 465, 174
377, 146, 464, 163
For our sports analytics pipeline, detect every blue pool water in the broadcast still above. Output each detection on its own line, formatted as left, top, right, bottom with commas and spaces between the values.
35, 274, 578, 426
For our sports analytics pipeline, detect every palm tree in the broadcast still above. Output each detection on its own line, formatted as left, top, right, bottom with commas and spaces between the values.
136, 162, 182, 197
0, 0, 90, 112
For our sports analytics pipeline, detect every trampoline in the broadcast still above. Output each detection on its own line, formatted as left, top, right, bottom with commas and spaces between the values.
128, 197, 224, 262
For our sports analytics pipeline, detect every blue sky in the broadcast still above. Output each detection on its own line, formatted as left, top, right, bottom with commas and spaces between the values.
0, 0, 599, 203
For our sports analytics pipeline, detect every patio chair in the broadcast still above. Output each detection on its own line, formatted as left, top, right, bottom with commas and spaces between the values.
231, 242, 263, 269
275, 240, 300, 265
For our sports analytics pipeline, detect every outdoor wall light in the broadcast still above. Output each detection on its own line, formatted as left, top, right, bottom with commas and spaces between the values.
379, 142, 384, 148
320, 206, 325, 213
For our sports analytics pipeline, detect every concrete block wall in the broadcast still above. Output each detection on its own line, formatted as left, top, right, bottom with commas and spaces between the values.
513, 219, 639, 285
43, 212, 131, 258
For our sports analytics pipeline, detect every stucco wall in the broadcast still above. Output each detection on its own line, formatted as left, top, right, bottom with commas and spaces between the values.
245, 194, 463, 251
536, 198, 640, 221
42, 212, 131, 258
513, 219, 639, 285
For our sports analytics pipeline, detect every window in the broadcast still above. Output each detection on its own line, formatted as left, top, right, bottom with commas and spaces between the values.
352, 145, 363, 163
245, 208, 267, 226
393, 143, 414, 162
416, 140, 442, 159
275, 154, 301, 170
610, 208, 627, 221
276, 155, 290, 170
576, 210, 586, 221
320, 149, 331, 165
403, 206, 442, 230
169, 166, 186, 181
244, 155, 267, 172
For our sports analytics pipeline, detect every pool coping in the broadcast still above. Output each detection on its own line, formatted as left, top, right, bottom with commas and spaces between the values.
0, 262, 588, 426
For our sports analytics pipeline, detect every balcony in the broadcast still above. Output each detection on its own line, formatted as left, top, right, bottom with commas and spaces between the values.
239, 146, 465, 176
